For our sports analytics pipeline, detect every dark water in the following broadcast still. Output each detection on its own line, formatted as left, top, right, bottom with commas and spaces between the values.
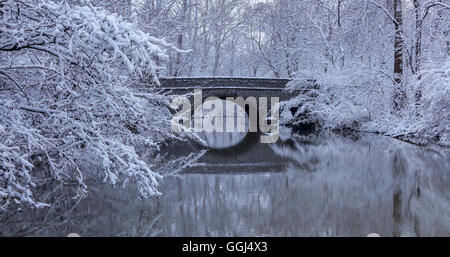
1, 130, 449, 237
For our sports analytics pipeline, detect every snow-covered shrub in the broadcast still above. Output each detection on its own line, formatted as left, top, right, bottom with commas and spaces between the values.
281, 62, 450, 146
281, 68, 391, 130
0, 0, 180, 210
367, 60, 450, 146
411, 60, 450, 145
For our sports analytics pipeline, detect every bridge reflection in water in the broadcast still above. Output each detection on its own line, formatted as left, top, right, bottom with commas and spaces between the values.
193, 99, 249, 150
169, 98, 290, 174
1, 132, 449, 237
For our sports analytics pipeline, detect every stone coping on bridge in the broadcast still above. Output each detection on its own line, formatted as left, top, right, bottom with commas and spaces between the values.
157, 77, 292, 89
159, 76, 292, 80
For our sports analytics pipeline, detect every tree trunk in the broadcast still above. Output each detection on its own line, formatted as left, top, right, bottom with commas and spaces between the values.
413, 0, 422, 74
174, 0, 188, 77
337, 0, 345, 68
393, 0, 406, 111
213, 44, 221, 76
413, 0, 423, 110
229, 39, 236, 76
285, 51, 292, 78
200, 0, 209, 74
174, 34, 183, 77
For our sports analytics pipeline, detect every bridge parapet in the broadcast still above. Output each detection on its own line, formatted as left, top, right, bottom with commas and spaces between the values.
158, 77, 291, 90
134, 77, 295, 103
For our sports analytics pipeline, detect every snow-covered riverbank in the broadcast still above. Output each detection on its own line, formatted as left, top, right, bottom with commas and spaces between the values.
280, 63, 450, 147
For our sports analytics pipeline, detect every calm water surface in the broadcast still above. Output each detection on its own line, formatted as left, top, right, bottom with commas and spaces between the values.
1, 130, 449, 237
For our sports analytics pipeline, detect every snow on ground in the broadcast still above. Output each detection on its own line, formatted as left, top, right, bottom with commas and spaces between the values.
281, 61, 450, 146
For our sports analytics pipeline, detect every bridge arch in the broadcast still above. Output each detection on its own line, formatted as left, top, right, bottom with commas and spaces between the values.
155, 77, 292, 149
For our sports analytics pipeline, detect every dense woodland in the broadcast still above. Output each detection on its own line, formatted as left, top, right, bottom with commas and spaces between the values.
0, 0, 449, 210
93, 0, 449, 79
87, 0, 449, 144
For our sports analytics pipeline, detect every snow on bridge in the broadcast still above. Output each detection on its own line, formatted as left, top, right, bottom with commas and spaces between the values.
156, 77, 293, 101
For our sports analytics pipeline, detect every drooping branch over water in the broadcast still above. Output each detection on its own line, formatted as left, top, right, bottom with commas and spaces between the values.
0, 0, 183, 210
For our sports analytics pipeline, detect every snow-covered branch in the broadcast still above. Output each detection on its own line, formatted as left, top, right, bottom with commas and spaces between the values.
0, 0, 180, 210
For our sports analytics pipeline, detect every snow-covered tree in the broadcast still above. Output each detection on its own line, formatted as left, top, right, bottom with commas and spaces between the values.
279, 0, 449, 145
0, 0, 181, 210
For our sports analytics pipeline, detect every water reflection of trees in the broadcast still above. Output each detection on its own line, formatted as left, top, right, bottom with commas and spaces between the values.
1, 133, 448, 236
159, 132, 449, 236
0, 151, 206, 236
0, 179, 163, 236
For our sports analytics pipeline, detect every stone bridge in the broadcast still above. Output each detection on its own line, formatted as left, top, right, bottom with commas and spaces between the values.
157, 77, 292, 102
145, 77, 297, 151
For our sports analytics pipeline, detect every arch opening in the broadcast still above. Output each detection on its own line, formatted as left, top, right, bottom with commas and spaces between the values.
192, 98, 252, 149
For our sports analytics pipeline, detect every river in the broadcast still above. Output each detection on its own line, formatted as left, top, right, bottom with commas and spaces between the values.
1, 128, 448, 237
